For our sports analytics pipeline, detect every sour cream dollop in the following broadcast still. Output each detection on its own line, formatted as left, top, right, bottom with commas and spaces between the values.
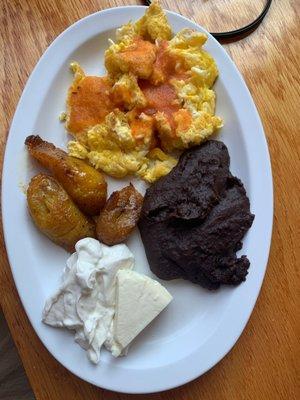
42, 238, 134, 364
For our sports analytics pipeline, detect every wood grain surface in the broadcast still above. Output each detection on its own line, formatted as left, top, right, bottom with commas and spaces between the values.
0, 1, 299, 399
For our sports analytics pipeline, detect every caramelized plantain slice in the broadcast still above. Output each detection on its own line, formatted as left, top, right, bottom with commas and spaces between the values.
25, 135, 107, 215
96, 184, 143, 245
27, 174, 96, 252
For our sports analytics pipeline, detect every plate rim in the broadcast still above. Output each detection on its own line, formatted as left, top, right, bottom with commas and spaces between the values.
2, 5, 273, 394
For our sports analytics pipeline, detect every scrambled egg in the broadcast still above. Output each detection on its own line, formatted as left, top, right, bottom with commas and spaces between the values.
65, 0, 222, 183
105, 36, 157, 79
113, 0, 172, 44
66, 62, 114, 139
168, 29, 218, 87
111, 73, 147, 109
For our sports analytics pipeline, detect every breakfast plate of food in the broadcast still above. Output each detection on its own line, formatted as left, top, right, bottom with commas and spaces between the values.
2, 1, 273, 393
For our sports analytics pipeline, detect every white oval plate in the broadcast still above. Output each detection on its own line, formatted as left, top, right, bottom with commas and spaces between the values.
2, 6, 273, 394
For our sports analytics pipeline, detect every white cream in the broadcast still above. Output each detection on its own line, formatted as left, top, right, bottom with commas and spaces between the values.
42, 238, 134, 364
43, 238, 172, 364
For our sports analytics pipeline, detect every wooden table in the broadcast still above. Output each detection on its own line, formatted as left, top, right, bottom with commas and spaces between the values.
0, 1, 299, 399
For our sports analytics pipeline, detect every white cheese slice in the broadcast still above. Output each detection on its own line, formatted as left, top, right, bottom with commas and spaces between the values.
109, 270, 172, 356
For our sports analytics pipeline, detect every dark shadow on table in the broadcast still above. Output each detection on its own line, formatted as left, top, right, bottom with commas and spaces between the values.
0, 310, 35, 400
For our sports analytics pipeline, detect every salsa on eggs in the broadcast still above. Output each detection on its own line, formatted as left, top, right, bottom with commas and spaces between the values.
65, 0, 222, 182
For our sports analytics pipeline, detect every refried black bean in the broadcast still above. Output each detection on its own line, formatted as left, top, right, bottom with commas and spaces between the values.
138, 140, 254, 290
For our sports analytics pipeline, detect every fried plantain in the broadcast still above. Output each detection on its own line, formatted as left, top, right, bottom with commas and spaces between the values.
27, 174, 96, 252
96, 184, 143, 245
25, 135, 107, 215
